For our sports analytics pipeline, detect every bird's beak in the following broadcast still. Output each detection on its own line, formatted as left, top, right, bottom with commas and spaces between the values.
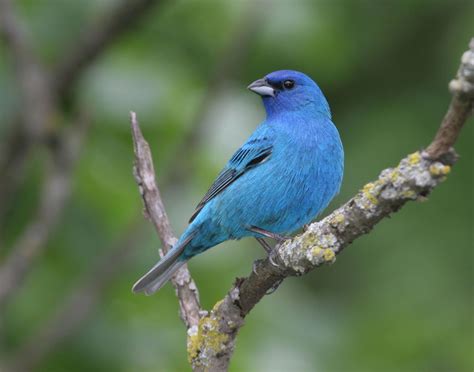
247, 78, 275, 97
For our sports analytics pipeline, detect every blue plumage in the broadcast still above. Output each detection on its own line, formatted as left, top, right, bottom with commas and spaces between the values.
133, 70, 344, 294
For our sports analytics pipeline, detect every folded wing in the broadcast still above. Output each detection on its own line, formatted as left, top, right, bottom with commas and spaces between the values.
189, 137, 273, 222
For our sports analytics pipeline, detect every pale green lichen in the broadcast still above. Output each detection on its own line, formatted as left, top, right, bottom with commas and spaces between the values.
390, 169, 400, 182
187, 326, 199, 364
329, 213, 345, 227
362, 182, 379, 205
302, 232, 318, 251
323, 249, 336, 263
311, 246, 322, 257
401, 190, 416, 199
187, 314, 229, 367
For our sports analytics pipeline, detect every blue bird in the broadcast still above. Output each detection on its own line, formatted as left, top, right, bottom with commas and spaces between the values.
133, 70, 344, 295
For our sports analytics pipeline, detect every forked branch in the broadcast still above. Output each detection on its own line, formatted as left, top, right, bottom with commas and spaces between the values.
130, 39, 473, 371
130, 112, 201, 329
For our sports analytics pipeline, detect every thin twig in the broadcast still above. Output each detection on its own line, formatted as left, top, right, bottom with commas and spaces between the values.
5, 8, 263, 364
130, 112, 201, 329
426, 38, 474, 158
186, 39, 474, 371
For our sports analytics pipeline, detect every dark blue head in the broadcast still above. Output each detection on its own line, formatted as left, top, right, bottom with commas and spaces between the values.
248, 70, 331, 119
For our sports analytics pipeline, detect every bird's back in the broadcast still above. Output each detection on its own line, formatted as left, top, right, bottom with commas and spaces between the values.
188, 110, 343, 249
133, 69, 344, 293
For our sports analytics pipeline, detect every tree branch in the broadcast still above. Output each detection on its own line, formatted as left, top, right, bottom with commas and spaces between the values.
5, 221, 146, 372
0, 0, 171, 312
0, 113, 89, 308
0, 0, 164, 234
0, 0, 53, 140
0, 0, 54, 233
426, 38, 474, 158
130, 112, 202, 329
185, 39, 473, 370
4, 7, 264, 365
52, 0, 165, 99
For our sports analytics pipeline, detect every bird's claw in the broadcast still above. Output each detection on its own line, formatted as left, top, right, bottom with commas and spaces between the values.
268, 253, 280, 268
252, 261, 259, 275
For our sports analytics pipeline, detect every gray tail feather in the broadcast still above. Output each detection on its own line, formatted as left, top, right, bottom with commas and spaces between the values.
142, 259, 187, 295
132, 234, 194, 295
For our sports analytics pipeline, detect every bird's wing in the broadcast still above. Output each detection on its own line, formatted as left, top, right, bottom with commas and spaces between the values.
189, 137, 273, 222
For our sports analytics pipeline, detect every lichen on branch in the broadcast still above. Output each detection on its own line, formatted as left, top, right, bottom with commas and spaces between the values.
275, 150, 454, 273
187, 39, 473, 371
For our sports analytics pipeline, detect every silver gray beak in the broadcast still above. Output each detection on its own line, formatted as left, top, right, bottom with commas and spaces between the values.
247, 78, 275, 97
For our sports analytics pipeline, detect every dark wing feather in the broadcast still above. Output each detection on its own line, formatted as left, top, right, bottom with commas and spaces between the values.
189, 139, 273, 222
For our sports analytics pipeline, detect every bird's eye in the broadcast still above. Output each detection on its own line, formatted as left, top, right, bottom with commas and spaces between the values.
283, 80, 295, 89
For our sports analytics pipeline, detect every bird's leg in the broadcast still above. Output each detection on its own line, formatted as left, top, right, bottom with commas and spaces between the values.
255, 237, 272, 253
248, 225, 289, 243
252, 240, 283, 293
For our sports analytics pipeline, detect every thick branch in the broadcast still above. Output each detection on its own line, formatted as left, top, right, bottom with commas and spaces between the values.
0, 114, 89, 308
130, 112, 201, 329
4, 10, 263, 366
187, 40, 474, 371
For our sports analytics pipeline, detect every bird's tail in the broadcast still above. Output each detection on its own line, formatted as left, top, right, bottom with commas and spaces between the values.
132, 233, 194, 295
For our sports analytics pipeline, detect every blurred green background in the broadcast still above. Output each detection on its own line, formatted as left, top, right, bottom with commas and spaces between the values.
0, 0, 473, 371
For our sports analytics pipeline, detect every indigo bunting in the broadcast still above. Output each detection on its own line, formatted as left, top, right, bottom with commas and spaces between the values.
133, 70, 344, 294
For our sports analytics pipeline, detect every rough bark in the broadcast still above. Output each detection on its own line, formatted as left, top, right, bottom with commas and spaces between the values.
0, 0, 164, 300
185, 39, 473, 371
4, 7, 263, 368
131, 112, 202, 329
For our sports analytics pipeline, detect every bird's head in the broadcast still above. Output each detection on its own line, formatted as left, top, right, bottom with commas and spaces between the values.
248, 70, 331, 119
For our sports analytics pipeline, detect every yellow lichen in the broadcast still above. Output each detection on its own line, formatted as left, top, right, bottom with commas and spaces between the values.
429, 164, 451, 176
187, 329, 200, 363
187, 315, 229, 365
390, 169, 400, 182
212, 299, 224, 312
323, 249, 336, 263
311, 246, 322, 257
408, 152, 421, 165
362, 183, 379, 205
302, 233, 318, 250
331, 213, 345, 225
401, 190, 416, 199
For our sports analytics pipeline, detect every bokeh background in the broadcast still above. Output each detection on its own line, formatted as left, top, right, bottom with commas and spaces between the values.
0, 0, 473, 371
